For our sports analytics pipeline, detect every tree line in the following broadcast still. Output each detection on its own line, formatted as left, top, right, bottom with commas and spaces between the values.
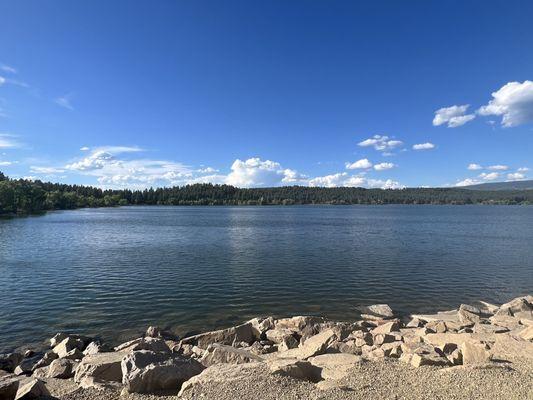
1, 171, 532, 216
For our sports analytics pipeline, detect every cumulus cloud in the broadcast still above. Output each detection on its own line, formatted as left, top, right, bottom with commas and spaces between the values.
357, 135, 403, 152
0, 161, 12, 166
373, 162, 395, 171
433, 105, 476, 127
487, 164, 509, 171
345, 158, 373, 170
517, 167, 529, 172
455, 178, 480, 187
308, 173, 403, 189
467, 163, 483, 170
412, 142, 435, 150
225, 158, 307, 187
478, 81, 533, 127
507, 172, 525, 181
479, 172, 500, 181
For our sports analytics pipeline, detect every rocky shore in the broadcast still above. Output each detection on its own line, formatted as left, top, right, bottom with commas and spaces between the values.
1, 295, 532, 400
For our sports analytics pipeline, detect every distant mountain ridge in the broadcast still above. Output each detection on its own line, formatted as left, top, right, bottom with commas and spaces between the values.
465, 180, 533, 191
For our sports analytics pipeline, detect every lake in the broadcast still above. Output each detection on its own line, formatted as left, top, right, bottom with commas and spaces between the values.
1, 205, 532, 352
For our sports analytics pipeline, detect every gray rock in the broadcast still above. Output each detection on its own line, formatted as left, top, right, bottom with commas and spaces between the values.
74, 352, 124, 389
0, 353, 23, 373
115, 337, 170, 353
496, 296, 532, 318
359, 304, 394, 320
0, 373, 21, 399
199, 344, 262, 367
14, 379, 50, 400
121, 350, 204, 394
180, 322, 255, 349
279, 329, 337, 360
268, 358, 322, 382
247, 317, 275, 340
48, 358, 78, 379
265, 328, 297, 345
83, 341, 112, 356
31, 351, 58, 371
52, 337, 85, 358
459, 304, 482, 315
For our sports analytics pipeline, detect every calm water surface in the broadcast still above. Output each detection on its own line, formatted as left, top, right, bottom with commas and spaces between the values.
1, 205, 532, 352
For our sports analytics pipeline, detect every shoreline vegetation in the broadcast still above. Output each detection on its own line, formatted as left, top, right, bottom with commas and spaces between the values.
1, 172, 533, 217
0, 295, 531, 399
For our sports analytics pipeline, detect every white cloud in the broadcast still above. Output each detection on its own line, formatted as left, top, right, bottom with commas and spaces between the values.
467, 163, 483, 170
80, 146, 90, 151
433, 105, 475, 127
507, 172, 525, 181
0, 161, 12, 166
0, 64, 17, 74
55, 94, 74, 110
357, 135, 403, 152
373, 162, 395, 171
66, 146, 143, 171
487, 164, 509, 171
345, 158, 373, 170
30, 166, 66, 174
517, 167, 529, 172
0, 76, 5, 86
479, 172, 500, 181
455, 178, 480, 187
225, 158, 306, 187
0, 134, 22, 149
366, 179, 405, 189
412, 142, 435, 150
478, 81, 533, 127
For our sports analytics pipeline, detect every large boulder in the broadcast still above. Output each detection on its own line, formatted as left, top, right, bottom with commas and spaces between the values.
274, 316, 325, 332
0, 353, 23, 373
178, 362, 264, 397
48, 358, 78, 379
0, 373, 21, 399
460, 342, 492, 365
267, 358, 321, 382
52, 337, 86, 358
371, 321, 400, 335
247, 317, 275, 340
180, 322, 255, 349
83, 341, 112, 356
14, 379, 50, 400
358, 304, 394, 320
496, 296, 533, 320
279, 329, 337, 360
31, 351, 58, 371
265, 328, 297, 345
121, 350, 204, 394
308, 353, 363, 380
199, 344, 263, 367
74, 352, 124, 389
115, 337, 170, 353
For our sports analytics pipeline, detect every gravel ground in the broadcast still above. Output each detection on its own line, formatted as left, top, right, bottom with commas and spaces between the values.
58, 357, 533, 400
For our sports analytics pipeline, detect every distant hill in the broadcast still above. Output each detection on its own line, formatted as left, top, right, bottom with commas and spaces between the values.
465, 180, 533, 191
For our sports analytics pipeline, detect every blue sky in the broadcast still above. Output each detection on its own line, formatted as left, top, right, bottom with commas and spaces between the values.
0, 1, 532, 189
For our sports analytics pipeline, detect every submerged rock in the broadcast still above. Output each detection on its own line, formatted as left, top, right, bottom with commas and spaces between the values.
359, 304, 394, 320
0, 353, 23, 373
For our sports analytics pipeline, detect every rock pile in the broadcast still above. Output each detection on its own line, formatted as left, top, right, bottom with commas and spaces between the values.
0, 295, 531, 398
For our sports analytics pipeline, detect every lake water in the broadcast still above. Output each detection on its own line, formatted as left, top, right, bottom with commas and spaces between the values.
1, 205, 532, 352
